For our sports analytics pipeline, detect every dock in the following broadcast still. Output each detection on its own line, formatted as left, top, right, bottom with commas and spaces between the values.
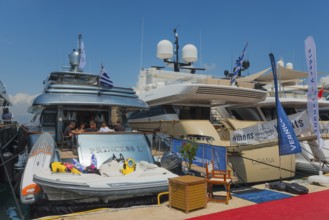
36, 177, 329, 220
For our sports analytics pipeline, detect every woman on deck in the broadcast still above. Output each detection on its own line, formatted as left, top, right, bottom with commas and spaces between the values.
99, 122, 114, 132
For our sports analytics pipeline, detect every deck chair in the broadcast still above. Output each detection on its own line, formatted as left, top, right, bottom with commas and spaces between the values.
205, 161, 232, 204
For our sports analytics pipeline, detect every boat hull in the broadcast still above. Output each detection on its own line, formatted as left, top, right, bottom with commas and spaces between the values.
130, 119, 296, 183
228, 145, 295, 183
33, 167, 177, 202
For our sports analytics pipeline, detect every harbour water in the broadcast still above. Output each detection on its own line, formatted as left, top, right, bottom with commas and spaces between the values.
0, 184, 29, 220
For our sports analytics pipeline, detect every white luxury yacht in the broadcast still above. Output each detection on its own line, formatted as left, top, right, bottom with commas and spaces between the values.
20, 35, 178, 205
128, 30, 302, 184
214, 61, 329, 175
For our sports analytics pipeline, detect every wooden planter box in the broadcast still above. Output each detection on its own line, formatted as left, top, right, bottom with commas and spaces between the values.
169, 175, 207, 213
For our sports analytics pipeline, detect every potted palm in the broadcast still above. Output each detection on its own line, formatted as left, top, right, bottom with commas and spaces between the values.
179, 140, 198, 173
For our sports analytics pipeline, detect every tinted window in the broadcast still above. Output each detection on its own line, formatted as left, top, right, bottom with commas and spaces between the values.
230, 107, 262, 121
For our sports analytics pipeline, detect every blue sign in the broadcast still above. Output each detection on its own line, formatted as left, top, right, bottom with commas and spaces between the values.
172, 139, 227, 170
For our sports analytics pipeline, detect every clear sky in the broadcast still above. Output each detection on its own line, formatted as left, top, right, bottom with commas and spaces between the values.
1, 0, 329, 122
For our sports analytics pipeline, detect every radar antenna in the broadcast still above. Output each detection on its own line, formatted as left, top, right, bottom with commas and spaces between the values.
158, 28, 205, 73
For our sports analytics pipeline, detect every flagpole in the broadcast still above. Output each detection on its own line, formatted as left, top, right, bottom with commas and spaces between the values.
98, 64, 102, 95
230, 42, 248, 86
271, 56, 283, 181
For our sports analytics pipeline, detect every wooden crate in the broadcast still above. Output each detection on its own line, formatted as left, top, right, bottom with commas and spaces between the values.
169, 175, 207, 213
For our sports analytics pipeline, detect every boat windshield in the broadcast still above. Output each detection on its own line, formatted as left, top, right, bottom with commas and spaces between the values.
129, 105, 176, 119
48, 72, 99, 86
178, 106, 210, 120
75, 133, 154, 167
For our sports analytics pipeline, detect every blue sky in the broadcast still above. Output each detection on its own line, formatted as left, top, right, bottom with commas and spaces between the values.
1, 0, 329, 122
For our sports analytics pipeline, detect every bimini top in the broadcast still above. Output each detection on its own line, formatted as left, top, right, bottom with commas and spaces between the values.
0, 80, 12, 106
30, 71, 148, 112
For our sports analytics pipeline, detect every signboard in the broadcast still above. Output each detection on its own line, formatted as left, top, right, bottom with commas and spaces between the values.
230, 111, 310, 145
76, 133, 153, 168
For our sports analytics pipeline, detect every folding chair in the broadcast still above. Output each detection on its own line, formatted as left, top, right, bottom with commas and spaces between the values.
205, 160, 232, 204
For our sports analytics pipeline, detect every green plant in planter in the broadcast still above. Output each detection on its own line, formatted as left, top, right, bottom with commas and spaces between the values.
179, 140, 198, 171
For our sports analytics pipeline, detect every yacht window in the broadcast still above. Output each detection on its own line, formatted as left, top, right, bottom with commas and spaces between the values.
261, 107, 296, 121
42, 111, 57, 126
128, 106, 166, 119
230, 107, 262, 121
319, 109, 329, 120
179, 107, 210, 120
284, 108, 296, 115
163, 105, 176, 114
261, 107, 276, 121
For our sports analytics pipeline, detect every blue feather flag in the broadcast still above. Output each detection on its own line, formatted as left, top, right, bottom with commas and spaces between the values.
269, 53, 301, 155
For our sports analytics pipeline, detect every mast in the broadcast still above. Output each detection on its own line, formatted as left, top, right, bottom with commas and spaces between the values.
174, 28, 179, 72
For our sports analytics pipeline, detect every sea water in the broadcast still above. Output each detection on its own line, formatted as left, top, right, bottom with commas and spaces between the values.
0, 183, 29, 220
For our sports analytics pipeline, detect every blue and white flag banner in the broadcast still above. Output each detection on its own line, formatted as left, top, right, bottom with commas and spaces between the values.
269, 53, 302, 155
231, 42, 248, 86
305, 36, 323, 148
79, 39, 86, 69
171, 139, 227, 170
99, 65, 113, 87
230, 111, 310, 145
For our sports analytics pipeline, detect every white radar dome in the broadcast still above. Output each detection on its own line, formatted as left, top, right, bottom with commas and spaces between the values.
182, 44, 197, 62
69, 49, 80, 67
286, 62, 293, 69
157, 40, 173, 59
277, 60, 284, 67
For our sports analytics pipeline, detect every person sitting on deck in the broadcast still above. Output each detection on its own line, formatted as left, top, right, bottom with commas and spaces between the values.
76, 122, 86, 132
62, 121, 76, 148
2, 107, 13, 122
113, 120, 125, 131
63, 121, 76, 137
85, 120, 98, 132
99, 122, 114, 132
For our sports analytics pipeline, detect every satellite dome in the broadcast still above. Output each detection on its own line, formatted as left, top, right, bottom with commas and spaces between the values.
286, 62, 293, 69
182, 44, 197, 63
157, 40, 173, 59
69, 49, 79, 67
277, 60, 284, 67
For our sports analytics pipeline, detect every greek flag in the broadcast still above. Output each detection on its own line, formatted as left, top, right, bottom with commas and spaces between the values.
269, 53, 301, 155
100, 65, 113, 87
230, 42, 248, 85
